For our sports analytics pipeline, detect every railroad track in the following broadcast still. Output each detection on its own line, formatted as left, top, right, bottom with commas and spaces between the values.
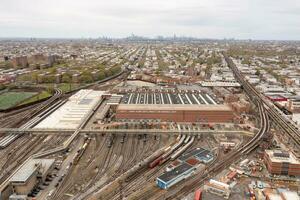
0, 137, 29, 172
0, 70, 130, 199
108, 136, 186, 200
0, 102, 43, 120
114, 135, 136, 174
224, 54, 300, 148
0, 136, 47, 183
53, 136, 111, 199
0, 68, 128, 128
0, 88, 64, 149
64, 136, 120, 200
85, 135, 107, 168
121, 101, 268, 200
122, 139, 200, 200
81, 135, 162, 200
159, 101, 269, 199
76, 135, 141, 200
0, 88, 63, 128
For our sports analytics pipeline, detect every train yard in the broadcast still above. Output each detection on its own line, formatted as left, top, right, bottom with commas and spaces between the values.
93, 101, 268, 200
1, 43, 300, 200
0, 71, 270, 200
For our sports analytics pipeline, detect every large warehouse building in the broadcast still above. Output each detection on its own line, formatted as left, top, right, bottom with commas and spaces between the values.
116, 91, 234, 123
116, 104, 234, 123
34, 90, 104, 129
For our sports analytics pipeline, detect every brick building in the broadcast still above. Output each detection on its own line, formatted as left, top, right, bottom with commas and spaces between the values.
287, 97, 300, 113
31, 54, 46, 63
11, 56, 29, 68
264, 149, 300, 176
230, 99, 251, 114
116, 104, 234, 123
213, 87, 239, 103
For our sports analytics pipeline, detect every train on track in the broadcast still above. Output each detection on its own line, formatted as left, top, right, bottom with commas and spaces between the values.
194, 189, 202, 200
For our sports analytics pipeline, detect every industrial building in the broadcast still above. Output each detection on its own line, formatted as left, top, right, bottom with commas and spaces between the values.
0, 159, 55, 200
116, 91, 234, 123
10, 159, 55, 194
264, 149, 300, 176
156, 163, 195, 189
287, 96, 300, 113
178, 148, 214, 164
157, 148, 213, 189
116, 104, 234, 123
34, 90, 105, 129
204, 179, 231, 199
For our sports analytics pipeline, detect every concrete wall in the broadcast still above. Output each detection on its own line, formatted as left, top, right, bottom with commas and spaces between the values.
13, 175, 37, 195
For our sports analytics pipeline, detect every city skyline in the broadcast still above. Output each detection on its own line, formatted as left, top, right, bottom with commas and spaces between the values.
0, 0, 300, 40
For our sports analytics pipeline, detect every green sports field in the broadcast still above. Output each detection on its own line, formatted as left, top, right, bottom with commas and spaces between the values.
0, 92, 37, 110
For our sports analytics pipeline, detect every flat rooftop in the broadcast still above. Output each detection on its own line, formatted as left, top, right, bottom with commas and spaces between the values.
265, 150, 300, 164
199, 81, 241, 87
10, 159, 55, 183
178, 148, 213, 163
157, 162, 194, 183
178, 148, 205, 162
34, 90, 104, 129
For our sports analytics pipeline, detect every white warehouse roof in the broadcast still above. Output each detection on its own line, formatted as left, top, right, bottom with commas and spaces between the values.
34, 89, 104, 129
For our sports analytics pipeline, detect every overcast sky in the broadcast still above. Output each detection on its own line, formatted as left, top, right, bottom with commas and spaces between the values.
0, 0, 299, 40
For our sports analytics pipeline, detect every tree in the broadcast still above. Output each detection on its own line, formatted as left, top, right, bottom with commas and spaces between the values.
62, 73, 72, 83
80, 72, 93, 83
99, 66, 105, 71
104, 70, 113, 77
49, 67, 57, 74
42, 75, 56, 83
98, 71, 106, 80
4, 62, 12, 69
62, 73, 72, 91
18, 74, 34, 83
241, 58, 251, 66
32, 72, 38, 84
0, 84, 6, 91
255, 69, 261, 76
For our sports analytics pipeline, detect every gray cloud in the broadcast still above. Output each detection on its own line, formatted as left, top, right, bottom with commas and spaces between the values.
0, 0, 299, 39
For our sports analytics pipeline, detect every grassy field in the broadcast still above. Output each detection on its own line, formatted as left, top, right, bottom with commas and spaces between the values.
18, 83, 82, 106
20, 91, 52, 105
0, 92, 37, 109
